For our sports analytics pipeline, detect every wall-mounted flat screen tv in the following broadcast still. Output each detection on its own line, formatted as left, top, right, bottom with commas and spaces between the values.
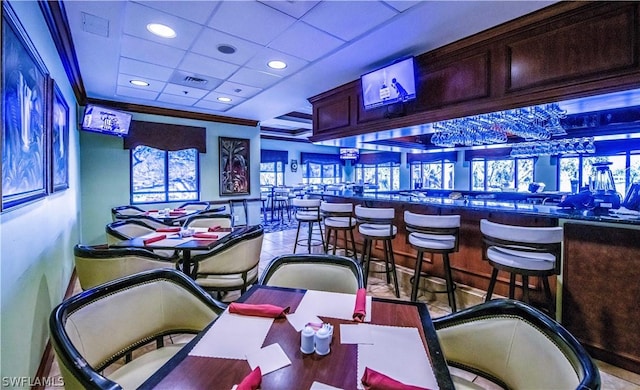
361, 57, 417, 110
81, 104, 132, 137
339, 148, 359, 160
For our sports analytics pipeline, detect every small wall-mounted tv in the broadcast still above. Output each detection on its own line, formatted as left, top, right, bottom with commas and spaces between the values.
81, 104, 132, 137
339, 148, 359, 160
361, 57, 417, 110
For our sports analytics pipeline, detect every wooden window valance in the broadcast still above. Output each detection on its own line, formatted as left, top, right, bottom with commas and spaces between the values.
124, 120, 207, 153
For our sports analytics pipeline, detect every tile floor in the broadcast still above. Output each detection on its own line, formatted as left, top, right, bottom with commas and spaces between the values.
45, 226, 640, 389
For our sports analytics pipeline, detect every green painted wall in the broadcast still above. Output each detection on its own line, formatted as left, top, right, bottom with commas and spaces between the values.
0, 1, 80, 386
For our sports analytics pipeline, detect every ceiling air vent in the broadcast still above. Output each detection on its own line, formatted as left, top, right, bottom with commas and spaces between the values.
183, 76, 208, 85
168, 70, 220, 91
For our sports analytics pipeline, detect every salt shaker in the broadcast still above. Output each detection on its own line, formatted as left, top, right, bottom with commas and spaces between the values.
314, 326, 331, 355
300, 325, 315, 354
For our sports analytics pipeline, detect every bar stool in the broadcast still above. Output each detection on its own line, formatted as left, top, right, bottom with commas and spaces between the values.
355, 205, 399, 298
292, 198, 325, 254
321, 201, 358, 259
273, 187, 291, 222
480, 219, 563, 315
404, 211, 460, 311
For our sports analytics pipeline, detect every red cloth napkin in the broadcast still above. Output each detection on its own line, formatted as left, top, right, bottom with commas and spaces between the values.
147, 209, 159, 212
353, 288, 367, 322
169, 210, 186, 216
193, 232, 218, 239
229, 303, 290, 318
143, 234, 166, 245
361, 367, 430, 390
173, 208, 185, 211
208, 225, 221, 232
237, 367, 261, 390
156, 227, 181, 232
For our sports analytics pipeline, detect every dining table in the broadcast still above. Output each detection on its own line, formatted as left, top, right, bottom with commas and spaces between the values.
139, 285, 455, 390
110, 225, 250, 278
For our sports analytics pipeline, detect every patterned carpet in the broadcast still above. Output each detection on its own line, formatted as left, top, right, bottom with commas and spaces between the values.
260, 217, 299, 233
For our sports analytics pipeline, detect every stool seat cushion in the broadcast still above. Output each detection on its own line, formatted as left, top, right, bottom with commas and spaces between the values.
296, 211, 321, 221
409, 232, 456, 250
359, 224, 397, 237
487, 247, 555, 271
107, 344, 185, 389
324, 216, 356, 228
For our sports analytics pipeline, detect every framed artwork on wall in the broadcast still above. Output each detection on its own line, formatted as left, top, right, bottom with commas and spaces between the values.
2, 2, 50, 210
50, 81, 69, 192
219, 137, 250, 196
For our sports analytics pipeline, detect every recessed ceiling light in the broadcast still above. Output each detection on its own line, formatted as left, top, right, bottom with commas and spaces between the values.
146, 23, 176, 38
217, 44, 236, 54
217, 97, 232, 103
267, 60, 287, 70
129, 80, 149, 87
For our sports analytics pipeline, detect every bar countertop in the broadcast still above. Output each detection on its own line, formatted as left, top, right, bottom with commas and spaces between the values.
312, 190, 640, 226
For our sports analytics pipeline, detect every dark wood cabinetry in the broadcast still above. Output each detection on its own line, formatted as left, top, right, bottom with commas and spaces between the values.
309, 2, 640, 142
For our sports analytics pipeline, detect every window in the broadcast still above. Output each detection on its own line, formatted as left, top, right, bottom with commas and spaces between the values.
559, 153, 636, 195
131, 145, 199, 203
471, 158, 534, 192
410, 161, 454, 189
260, 162, 284, 187
354, 162, 400, 190
302, 162, 341, 184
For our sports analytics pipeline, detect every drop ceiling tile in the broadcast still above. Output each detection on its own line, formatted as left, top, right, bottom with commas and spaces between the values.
245, 47, 308, 75
133, 0, 219, 24
208, 1, 296, 45
269, 22, 344, 62
116, 85, 160, 100
178, 52, 239, 80
119, 57, 174, 80
156, 92, 198, 106
228, 68, 282, 89
302, 1, 398, 41
191, 27, 263, 66
162, 83, 209, 99
202, 90, 246, 105
117, 73, 165, 92
260, 1, 320, 18
123, 2, 204, 50
194, 100, 234, 112
120, 35, 185, 68
214, 81, 262, 98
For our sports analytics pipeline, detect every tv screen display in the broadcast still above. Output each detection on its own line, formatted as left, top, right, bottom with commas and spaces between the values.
81, 104, 132, 137
361, 57, 417, 110
340, 148, 359, 160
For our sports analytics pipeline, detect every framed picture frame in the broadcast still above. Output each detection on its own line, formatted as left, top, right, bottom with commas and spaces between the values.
219, 137, 250, 196
50, 80, 69, 192
2, 2, 50, 210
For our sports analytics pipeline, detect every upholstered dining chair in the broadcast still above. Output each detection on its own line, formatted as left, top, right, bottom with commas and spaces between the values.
182, 213, 233, 229
259, 254, 364, 294
49, 269, 226, 390
111, 205, 146, 222
74, 244, 179, 290
433, 299, 600, 390
105, 219, 177, 258
177, 201, 211, 211
191, 225, 264, 297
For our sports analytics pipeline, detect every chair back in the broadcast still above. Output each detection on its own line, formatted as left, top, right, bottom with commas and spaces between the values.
194, 225, 264, 275
49, 269, 225, 390
183, 214, 233, 229
321, 202, 356, 227
355, 205, 396, 237
480, 219, 563, 274
178, 201, 210, 211
111, 205, 146, 221
433, 299, 600, 390
105, 219, 155, 244
404, 211, 460, 251
292, 198, 321, 221
259, 254, 364, 294
74, 244, 178, 290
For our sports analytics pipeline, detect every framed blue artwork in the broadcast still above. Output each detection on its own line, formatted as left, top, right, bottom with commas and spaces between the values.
2, 2, 50, 210
50, 81, 69, 192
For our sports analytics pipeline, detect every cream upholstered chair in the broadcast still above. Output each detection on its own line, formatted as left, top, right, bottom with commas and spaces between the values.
192, 225, 264, 297
74, 244, 179, 290
405, 211, 460, 311
480, 219, 563, 314
105, 219, 177, 258
49, 269, 226, 390
433, 299, 600, 390
182, 213, 233, 229
355, 205, 399, 298
259, 254, 364, 294
178, 201, 210, 211
321, 201, 358, 259
292, 198, 325, 254
110, 205, 146, 221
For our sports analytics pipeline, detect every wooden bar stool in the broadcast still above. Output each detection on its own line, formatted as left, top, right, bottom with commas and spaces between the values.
320, 201, 358, 259
355, 205, 399, 298
404, 211, 460, 311
292, 198, 325, 254
480, 219, 563, 315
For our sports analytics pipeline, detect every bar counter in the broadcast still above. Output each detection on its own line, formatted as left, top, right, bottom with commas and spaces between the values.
310, 189, 640, 374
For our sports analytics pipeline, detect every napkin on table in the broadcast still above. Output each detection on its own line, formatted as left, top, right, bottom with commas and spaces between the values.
361, 367, 431, 390
193, 232, 219, 239
353, 288, 367, 322
229, 302, 290, 319
169, 210, 186, 216
143, 234, 166, 245
156, 227, 181, 232
236, 366, 262, 390
208, 225, 222, 232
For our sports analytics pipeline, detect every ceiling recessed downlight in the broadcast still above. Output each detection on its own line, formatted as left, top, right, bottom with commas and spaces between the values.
146, 23, 176, 38
217, 44, 236, 54
129, 80, 149, 87
217, 97, 232, 103
267, 60, 287, 70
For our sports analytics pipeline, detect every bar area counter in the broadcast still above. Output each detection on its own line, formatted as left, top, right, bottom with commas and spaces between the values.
311, 189, 640, 374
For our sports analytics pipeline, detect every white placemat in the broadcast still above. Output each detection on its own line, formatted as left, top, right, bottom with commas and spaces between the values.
296, 290, 372, 322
